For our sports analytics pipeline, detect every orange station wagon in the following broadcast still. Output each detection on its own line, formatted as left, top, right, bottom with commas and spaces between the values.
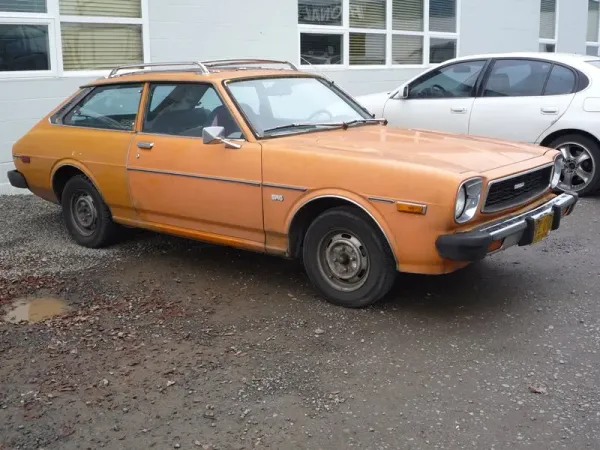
8, 59, 578, 308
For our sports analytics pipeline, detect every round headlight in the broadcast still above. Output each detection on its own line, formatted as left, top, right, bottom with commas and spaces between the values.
455, 186, 467, 219
551, 153, 564, 189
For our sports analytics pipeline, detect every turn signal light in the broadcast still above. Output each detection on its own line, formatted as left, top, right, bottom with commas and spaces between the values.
488, 239, 504, 253
396, 201, 427, 215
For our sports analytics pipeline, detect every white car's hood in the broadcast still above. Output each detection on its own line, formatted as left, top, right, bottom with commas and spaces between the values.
355, 91, 392, 117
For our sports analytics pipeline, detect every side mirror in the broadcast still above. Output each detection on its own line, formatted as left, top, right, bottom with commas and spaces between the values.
401, 85, 410, 99
202, 126, 242, 149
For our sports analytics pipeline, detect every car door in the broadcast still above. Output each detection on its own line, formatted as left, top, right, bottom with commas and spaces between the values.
469, 59, 577, 143
126, 82, 264, 248
382, 59, 488, 134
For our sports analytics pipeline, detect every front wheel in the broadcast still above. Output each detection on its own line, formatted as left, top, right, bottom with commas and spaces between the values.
61, 175, 118, 248
549, 134, 600, 196
302, 206, 397, 308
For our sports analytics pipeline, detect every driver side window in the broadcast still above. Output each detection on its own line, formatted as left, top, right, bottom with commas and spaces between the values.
143, 83, 242, 139
409, 60, 487, 99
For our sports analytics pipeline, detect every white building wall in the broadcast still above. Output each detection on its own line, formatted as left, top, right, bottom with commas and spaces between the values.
0, 0, 595, 194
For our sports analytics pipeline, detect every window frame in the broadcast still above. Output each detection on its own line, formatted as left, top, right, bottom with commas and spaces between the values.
476, 57, 582, 99
539, 0, 559, 52
297, 0, 461, 71
139, 81, 249, 141
587, 0, 600, 56
57, 81, 144, 132
0, 0, 150, 80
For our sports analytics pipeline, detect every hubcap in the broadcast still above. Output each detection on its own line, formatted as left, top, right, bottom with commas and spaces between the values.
317, 231, 369, 292
70, 191, 97, 236
557, 143, 595, 192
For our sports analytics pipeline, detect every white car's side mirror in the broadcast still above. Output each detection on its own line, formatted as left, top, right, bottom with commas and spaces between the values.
390, 85, 409, 100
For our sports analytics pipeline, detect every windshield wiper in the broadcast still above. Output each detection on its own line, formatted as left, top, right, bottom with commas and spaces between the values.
340, 118, 388, 129
263, 122, 343, 134
262, 118, 388, 135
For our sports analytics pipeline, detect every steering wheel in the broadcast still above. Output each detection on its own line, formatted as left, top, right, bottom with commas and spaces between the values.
431, 84, 447, 95
307, 109, 333, 122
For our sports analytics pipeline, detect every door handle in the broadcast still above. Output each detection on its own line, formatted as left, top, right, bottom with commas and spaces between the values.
541, 107, 559, 115
451, 107, 467, 114
137, 141, 154, 149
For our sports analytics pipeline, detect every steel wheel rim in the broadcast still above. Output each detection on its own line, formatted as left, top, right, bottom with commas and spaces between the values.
317, 230, 370, 293
556, 142, 596, 192
70, 190, 97, 237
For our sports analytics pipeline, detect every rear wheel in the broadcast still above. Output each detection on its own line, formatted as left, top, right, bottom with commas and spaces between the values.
549, 134, 600, 196
61, 175, 118, 248
302, 206, 397, 308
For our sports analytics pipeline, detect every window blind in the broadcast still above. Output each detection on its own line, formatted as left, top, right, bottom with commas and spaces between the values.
392, 35, 423, 64
539, 0, 557, 39
59, 0, 141, 18
349, 0, 386, 30
0, 0, 46, 13
61, 23, 142, 70
392, 0, 423, 32
588, 0, 600, 42
349, 32, 385, 65
429, 0, 456, 32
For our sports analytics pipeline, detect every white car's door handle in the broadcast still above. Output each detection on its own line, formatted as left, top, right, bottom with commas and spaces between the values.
451, 107, 467, 114
541, 107, 559, 115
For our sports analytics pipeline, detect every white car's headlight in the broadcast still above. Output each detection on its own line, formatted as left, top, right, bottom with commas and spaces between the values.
455, 178, 484, 223
551, 153, 564, 189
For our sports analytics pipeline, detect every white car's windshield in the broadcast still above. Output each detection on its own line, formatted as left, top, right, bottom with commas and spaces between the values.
226, 77, 374, 137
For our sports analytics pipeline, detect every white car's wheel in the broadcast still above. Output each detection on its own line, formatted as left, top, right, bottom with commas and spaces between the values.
550, 134, 600, 196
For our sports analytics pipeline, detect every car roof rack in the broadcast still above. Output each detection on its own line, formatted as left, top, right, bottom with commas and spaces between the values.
107, 59, 298, 78
108, 61, 210, 78
202, 59, 298, 71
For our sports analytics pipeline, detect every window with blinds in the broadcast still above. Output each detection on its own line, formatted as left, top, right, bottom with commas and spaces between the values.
429, 0, 456, 33
299, 0, 343, 26
59, 0, 141, 18
540, 0, 557, 40
392, 35, 423, 64
349, 0, 386, 30
393, 0, 423, 32
588, 0, 600, 42
349, 32, 385, 65
0, 0, 46, 13
61, 23, 142, 70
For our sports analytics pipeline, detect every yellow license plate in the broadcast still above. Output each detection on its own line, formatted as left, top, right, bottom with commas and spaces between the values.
532, 213, 554, 244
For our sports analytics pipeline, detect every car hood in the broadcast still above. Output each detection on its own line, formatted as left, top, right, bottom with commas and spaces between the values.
275, 126, 549, 174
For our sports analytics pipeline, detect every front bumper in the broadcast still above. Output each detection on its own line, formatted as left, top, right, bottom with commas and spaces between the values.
436, 193, 578, 262
7, 170, 28, 189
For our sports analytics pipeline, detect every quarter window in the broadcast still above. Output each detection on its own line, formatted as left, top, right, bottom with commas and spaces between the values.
143, 84, 242, 139
544, 65, 576, 96
409, 60, 486, 99
298, 0, 459, 67
63, 84, 142, 131
483, 60, 552, 98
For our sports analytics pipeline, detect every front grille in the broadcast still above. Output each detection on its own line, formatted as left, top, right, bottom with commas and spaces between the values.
483, 165, 553, 213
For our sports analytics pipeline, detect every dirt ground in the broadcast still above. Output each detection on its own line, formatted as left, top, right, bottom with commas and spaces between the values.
1, 195, 599, 450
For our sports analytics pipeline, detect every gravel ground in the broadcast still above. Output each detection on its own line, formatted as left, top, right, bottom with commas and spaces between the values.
0, 194, 599, 450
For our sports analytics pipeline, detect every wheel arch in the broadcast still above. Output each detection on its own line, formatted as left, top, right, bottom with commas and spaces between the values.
50, 160, 107, 207
285, 192, 398, 265
539, 128, 600, 148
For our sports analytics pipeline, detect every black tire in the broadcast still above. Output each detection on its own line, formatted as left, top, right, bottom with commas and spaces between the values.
61, 175, 118, 248
548, 134, 600, 196
302, 206, 397, 308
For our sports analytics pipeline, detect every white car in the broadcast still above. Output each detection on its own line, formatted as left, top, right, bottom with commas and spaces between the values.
357, 52, 600, 196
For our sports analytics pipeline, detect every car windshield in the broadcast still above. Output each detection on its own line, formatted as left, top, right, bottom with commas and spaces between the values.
226, 76, 372, 137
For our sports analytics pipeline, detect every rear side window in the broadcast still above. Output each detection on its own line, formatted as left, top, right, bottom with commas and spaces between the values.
483, 59, 552, 97
63, 84, 143, 131
544, 65, 576, 95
